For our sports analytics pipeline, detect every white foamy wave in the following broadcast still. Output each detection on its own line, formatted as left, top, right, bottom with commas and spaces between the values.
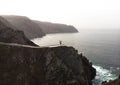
116, 67, 120, 70
92, 65, 117, 85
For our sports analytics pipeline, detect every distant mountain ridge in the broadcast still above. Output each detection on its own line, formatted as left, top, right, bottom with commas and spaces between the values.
0, 17, 37, 46
1, 15, 78, 39
34, 20, 78, 34
2, 15, 45, 39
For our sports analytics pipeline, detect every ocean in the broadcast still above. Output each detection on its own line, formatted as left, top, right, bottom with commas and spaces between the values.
32, 29, 120, 85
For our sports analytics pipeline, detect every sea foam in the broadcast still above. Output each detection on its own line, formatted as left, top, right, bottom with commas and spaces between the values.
92, 65, 117, 85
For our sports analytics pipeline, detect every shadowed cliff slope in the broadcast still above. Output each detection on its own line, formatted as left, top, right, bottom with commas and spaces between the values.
0, 43, 96, 85
0, 22, 95, 85
2, 15, 78, 38
0, 18, 37, 46
2, 15, 45, 39
34, 20, 78, 34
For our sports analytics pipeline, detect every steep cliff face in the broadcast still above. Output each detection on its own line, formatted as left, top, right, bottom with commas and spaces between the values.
0, 19, 37, 46
0, 44, 46, 85
34, 20, 78, 34
0, 16, 16, 29
0, 43, 96, 85
2, 15, 45, 39
0, 24, 95, 85
47, 47, 96, 85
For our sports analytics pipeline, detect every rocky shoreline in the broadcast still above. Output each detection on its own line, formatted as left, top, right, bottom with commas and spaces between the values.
0, 18, 96, 85
0, 16, 119, 85
101, 75, 120, 85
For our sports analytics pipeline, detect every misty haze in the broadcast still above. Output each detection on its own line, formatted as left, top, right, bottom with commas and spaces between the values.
0, 0, 120, 85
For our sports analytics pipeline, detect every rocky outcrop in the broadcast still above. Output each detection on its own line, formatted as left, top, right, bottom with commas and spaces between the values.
0, 43, 96, 85
0, 23, 95, 85
101, 75, 120, 85
48, 47, 96, 85
34, 20, 78, 34
0, 43, 46, 85
0, 19, 37, 46
2, 15, 45, 39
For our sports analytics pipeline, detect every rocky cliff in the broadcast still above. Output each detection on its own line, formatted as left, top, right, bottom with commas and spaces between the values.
34, 20, 78, 34
0, 43, 96, 85
0, 19, 36, 46
0, 23, 95, 85
2, 15, 45, 39
101, 75, 120, 85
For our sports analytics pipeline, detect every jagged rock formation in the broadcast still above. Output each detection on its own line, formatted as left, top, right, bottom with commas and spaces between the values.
101, 75, 120, 85
0, 21, 95, 85
0, 43, 46, 85
2, 15, 45, 39
34, 20, 78, 34
47, 47, 96, 85
0, 43, 96, 85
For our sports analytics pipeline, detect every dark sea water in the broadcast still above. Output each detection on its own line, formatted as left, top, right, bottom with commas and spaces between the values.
32, 29, 120, 85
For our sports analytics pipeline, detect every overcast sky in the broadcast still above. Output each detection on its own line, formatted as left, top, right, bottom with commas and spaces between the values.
0, 0, 120, 29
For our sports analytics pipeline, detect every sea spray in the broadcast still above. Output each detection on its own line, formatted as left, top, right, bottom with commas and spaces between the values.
92, 65, 117, 85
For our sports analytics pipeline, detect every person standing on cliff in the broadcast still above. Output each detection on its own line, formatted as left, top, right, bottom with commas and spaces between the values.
59, 40, 62, 46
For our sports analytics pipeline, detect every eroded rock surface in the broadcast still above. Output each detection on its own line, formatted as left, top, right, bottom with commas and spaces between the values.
0, 43, 96, 85
0, 23, 95, 85
0, 19, 36, 46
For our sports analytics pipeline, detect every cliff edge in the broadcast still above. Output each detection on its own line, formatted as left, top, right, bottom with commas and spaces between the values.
34, 20, 78, 34
0, 44, 96, 85
0, 23, 95, 85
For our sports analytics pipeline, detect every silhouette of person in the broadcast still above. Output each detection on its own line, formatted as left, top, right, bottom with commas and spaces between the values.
59, 40, 62, 45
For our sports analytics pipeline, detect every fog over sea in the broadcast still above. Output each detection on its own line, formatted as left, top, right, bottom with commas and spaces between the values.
32, 29, 120, 85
